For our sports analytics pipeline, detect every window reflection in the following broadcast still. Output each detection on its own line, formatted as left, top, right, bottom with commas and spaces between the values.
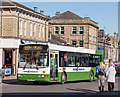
19, 51, 48, 68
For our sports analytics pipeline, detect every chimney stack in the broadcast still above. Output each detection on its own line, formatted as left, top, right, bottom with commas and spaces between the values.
55, 11, 60, 16
116, 33, 119, 43
40, 10, 44, 15
34, 7, 37, 12
114, 32, 116, 39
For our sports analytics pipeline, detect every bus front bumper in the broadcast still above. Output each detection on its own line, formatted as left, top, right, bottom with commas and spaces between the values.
17, 74, 50, 82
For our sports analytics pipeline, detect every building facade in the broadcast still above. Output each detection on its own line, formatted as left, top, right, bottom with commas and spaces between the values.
0, 0, 49, 75
49, 11, 99, 50
98, 30, 119, 62
118, 40, 120, 61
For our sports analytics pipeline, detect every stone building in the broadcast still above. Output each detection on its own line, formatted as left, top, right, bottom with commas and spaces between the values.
0, 0, 49, 75
118, 40, 120, 61
49, 11, 99, 50
98, 29, 119, 62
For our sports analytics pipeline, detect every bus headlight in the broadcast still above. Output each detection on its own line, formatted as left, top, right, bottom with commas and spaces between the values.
42, 75, 44, 77
20, 75, 23, 77
18, 75, 20, 77
38, 75, 41, 77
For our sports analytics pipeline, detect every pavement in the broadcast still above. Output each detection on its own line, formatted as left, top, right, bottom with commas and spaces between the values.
1, 75, 120, 97
4, 75, 17, 79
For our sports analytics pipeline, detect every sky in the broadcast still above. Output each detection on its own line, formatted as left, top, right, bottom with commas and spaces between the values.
14, 0, 118, 37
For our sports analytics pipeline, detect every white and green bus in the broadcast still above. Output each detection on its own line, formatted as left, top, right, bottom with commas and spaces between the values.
17, 43, 103, 84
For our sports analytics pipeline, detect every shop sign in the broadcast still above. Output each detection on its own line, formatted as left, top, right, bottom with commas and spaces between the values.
4, 68, 11, 75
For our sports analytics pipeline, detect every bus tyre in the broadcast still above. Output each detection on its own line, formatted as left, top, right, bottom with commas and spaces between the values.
90, 72, 94, 82
61, 73, 66, 84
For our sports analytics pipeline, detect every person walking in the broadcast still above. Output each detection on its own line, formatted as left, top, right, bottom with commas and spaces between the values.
106, 62, 116, 92
96, 62, 106, 92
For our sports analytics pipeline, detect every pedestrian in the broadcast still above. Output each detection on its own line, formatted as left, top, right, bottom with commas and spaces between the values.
96, 62, 106, 92
106, 62, 116, 92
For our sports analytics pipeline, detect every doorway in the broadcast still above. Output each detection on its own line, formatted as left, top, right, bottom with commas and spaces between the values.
50, 51, 59, 81
3, 49, 13, 75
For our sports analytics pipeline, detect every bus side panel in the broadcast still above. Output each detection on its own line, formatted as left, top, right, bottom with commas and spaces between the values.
66, 72, 90, 81
58, 72, 63, 82
90, 67, 97, 79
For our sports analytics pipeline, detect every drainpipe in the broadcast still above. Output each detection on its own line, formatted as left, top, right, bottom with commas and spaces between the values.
0, 8, 2, 37
88, 26, 89, 49
45, 21, 47, 41
17, 12, 19, 37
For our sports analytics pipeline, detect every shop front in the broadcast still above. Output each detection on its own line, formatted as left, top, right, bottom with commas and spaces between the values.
0, 38, 20, 76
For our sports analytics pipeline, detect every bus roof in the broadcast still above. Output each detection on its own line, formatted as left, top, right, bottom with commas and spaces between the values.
49, 44, 103, 55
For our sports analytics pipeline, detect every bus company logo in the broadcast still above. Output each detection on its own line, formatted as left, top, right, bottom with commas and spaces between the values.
24, 71, 38, 73
73, 67, 85, 72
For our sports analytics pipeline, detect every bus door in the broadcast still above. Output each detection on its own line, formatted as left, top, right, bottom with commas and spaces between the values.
50, 51, 59, 81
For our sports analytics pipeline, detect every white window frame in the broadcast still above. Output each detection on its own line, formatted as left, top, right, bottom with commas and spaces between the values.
30, 22, 32, 37
79, 27, 84, 35
55, 27, 59, 35
24, 21, 26, 36
72, 27, 77, 35
39, 24, 41, 38
42, 25, 44, 39
34, 23, 36, 38
19, 20, 22, 35
60, 27, 64, 35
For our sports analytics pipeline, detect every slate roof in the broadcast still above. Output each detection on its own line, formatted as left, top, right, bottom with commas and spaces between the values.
48, 34, 67, 45
51, 11, 83, 20
1, 0, 46, 17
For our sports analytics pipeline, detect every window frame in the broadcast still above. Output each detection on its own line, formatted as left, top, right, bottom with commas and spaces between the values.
39, 24, 41, 38
42, 25, 44, 39
72, 40, 76, 46
59, 51, 102, 67
19, 20, 22, 36
72, 27, 77, 35
33, 23, 36, 38
79, 27, 84, 35
79, 41, 83, 47
30, 22, 32, 37
55, 27, 59, 35
24, 21, 26, 36
60, 27, 64, 35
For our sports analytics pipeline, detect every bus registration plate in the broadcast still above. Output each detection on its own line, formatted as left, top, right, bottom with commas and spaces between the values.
27, 79, 35, 81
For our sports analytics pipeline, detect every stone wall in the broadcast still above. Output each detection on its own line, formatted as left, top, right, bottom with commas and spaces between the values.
2, 8, 49, 42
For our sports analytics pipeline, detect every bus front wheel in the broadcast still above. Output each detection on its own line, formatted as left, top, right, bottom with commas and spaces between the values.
61, 73, 66, 84
90, 71, 94, 82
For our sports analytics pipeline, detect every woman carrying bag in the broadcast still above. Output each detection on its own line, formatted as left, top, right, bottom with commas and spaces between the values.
96, 62, 106, 92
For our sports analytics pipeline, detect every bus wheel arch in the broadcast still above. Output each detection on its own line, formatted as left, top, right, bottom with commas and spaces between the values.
61, 71, 67, 84
90, 71, 94, 82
